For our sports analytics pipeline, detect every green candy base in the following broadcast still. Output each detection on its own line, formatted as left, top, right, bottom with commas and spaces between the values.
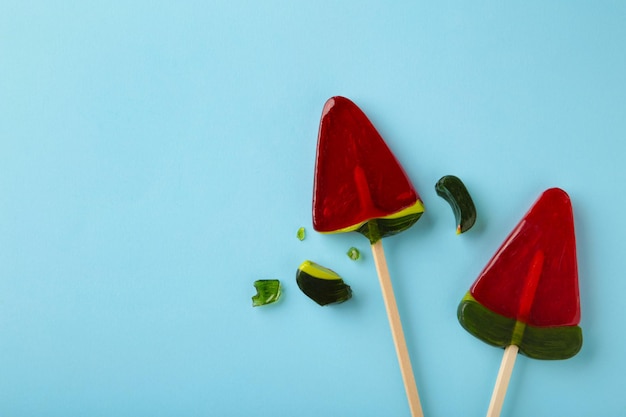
458, 293, 582, 360
357, 212, 423, 244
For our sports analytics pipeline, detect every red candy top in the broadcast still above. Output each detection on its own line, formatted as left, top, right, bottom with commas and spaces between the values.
312, 96, 420, 233
470, 188, 580, 327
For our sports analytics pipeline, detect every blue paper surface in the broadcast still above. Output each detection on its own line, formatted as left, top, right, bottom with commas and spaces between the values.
1, 1, 625, 416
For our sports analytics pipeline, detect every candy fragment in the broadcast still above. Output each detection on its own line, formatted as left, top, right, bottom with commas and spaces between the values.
457, 188, 582, 359
296, 260, 352, 306
435, 175, 476, 234
252, 280, 282, 307
346, 247, 360, 260
296, 227, 306, 241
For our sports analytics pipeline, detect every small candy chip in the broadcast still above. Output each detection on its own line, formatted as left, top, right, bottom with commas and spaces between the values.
252, 279, 282, 307
296, 227, 306, 241
296, 260, 352, 306
346, 247, 360, 261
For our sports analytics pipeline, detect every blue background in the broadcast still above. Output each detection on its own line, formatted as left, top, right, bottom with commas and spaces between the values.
1, 1, 625, 416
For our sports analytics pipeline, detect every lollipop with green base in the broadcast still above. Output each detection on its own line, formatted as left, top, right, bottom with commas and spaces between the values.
312, 96, 425, 417
458, 188, 582, 417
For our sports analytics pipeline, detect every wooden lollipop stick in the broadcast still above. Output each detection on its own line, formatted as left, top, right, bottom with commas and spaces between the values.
486, 344, 519, 417
371, 240, 424, 417
487, 251, 542, 416
486, 251, 542, 416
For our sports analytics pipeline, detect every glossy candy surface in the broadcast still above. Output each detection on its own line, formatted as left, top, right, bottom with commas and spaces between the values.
252, 280, 281, 307
458, 188, 582, 359
296, 260, 352, 306
435, 175, 477, 234
312, 96, 424, 243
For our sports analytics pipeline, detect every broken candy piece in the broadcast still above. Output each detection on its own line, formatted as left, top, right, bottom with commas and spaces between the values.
297, 227, 306, 241
296, 260, 352, 306
252, 279, 282, 307
346, 247, 360, 260
435, 175, 477, 234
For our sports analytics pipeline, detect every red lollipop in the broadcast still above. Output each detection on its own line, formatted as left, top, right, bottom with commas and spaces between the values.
458, 188, 582, 416
313, 96, 425, 417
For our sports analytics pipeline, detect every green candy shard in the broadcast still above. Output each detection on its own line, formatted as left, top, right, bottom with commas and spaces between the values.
252, 280, 282, 307
296, 260, 352, 306
296, 227, 306, 241
458, 293, 582, 360
346, 247, 360, 261
435, 175, 476, 234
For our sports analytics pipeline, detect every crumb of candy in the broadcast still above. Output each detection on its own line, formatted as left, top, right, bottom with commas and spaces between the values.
347, 247, 360, 260
297, 227, 306, 241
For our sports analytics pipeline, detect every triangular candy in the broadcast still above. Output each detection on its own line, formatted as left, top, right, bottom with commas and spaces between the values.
312, 96, 424, 243
458, 188, 582, 359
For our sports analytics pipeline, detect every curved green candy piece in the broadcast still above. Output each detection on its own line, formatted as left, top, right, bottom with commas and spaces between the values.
296, 260, 352, 306
458, 293, 582, 360
435, 175, 476, 234
252, 280, 282, 307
